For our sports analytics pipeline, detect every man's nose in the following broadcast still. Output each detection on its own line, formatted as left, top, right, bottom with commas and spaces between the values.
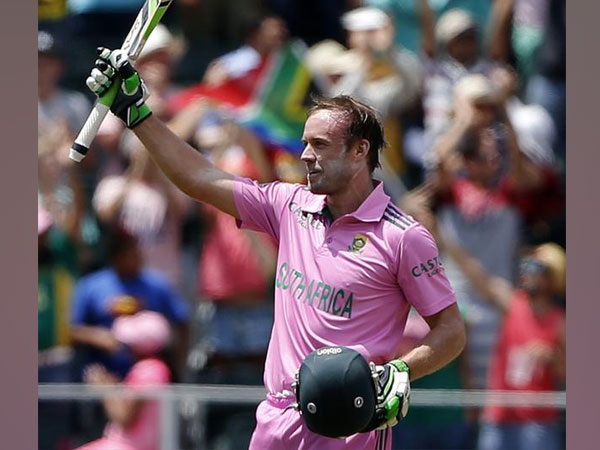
301, 145, 315, 162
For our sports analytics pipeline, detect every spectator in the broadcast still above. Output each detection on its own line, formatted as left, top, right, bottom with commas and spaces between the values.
311, 7, 423, 198
189, 109, 277, 450
488, 0, 565, 168
38, 206, 77, 450
439, 237, 565, 450
202, 14, 288, 90
38, 29, 91, 135
422, 8, 499, 164
76, 311, 172, 450
92, 139, 191, 288
69, 227, 190, 380
429, 82, 522, 390
365, 0, 492, 57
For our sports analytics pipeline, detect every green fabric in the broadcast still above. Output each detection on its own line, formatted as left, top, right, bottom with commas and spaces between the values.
402, 360, 465, 426
512, 26, 545, 84
38, 267, 73, 351
366, 0, 492, 55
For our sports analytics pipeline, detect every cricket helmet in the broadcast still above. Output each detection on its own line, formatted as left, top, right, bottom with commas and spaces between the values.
293, 346, 377, 438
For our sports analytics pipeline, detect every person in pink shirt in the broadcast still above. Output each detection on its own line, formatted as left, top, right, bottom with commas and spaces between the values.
85, 48, 467, 449
76, 311, 171, 450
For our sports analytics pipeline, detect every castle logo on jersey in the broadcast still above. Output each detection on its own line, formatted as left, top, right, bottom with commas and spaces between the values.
275, 262, 355, 318
348, 233, 369, 255
410, 256, 443, 278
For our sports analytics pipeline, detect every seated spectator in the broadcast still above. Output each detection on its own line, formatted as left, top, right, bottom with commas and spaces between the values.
439, 237, 566, 450
69, 228, 190, 380
76, 311, 172, 450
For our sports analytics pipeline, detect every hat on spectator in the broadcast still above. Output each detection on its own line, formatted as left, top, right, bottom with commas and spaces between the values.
138, 24, 175, 60
510, 104, 556, 167
112, 311, 171, 356
533, 243, 566, 296
38, 30, 63, 58
38, 206, 54, 235
304, 40, 362, 76
341, 7, 390, 31
435, 9, 476, 46
454, 74, 500, 104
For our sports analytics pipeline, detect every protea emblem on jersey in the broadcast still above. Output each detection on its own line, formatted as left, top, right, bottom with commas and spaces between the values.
349, 234, 369, 255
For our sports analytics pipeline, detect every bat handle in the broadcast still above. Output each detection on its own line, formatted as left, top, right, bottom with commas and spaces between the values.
69, 101, 111, 162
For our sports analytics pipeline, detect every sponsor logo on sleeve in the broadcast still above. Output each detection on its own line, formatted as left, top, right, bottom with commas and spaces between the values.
410, 256, 443, 278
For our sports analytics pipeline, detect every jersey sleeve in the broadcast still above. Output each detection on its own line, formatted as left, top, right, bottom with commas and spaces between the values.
397, 224, 457, 317
232, 177, 297, 241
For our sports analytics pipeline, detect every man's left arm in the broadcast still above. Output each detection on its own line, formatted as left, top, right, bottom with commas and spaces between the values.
368, 224, 465, 430
400, 303, 466, 381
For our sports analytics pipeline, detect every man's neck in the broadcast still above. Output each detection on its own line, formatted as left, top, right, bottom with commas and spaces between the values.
326, 173, 375, 221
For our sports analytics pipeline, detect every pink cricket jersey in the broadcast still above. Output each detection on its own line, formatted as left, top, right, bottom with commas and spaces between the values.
233, 178, 457, 396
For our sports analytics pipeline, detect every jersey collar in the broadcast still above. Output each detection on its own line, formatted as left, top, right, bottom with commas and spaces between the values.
301, 180, 390, 223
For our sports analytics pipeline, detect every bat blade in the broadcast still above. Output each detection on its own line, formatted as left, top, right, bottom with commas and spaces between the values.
122, 0, 173, 60
69, 0, 173, 162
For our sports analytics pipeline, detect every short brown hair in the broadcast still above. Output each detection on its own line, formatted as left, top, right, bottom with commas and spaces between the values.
307, 95, 385, 172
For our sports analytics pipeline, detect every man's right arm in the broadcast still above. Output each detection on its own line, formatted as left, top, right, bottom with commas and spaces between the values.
133, 115, 240, 218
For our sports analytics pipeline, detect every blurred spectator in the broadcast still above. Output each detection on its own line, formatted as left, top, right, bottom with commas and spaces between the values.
488, 0, 565, 169
188, 110, 277, 450
366, 0, 493, 56
305, 7, 423, 198
429, 82, 522, 390
76, 311, 172, 450
422, 8, 499, 165
38, 206, 77, 450
203, 14, 287, 91
69, 228, 190, 380
440, 238, 565, 450
38, 29, 91, 134
169, 14, 288, 114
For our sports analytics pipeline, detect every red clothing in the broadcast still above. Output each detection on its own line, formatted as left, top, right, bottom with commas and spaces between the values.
441, 169, 564, 225
484, 290, 564, 423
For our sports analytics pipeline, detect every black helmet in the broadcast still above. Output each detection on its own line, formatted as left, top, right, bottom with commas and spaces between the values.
293, 346, 377, 438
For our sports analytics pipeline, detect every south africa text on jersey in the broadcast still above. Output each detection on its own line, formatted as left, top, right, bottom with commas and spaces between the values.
275, 262, 354, 318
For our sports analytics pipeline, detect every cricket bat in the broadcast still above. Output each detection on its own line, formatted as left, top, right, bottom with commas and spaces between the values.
69, 0, 174, 162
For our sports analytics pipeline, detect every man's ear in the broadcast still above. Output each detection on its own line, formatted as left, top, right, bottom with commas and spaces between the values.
353, 139, 370, 163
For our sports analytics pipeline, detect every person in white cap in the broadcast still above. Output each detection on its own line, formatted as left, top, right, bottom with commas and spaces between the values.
76, 311, 172, 450
422, 8, 500, 164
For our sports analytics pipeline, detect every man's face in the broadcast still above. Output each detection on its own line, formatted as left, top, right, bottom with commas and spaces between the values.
300, 110, 356, 195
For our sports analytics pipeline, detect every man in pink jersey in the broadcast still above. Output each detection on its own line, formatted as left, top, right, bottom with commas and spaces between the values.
84, 49, 467, 449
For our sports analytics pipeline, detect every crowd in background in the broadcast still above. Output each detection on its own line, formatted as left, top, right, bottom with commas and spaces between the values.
38, 0, 566, 449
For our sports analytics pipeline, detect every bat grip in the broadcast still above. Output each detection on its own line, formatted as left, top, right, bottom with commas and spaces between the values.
69, 102, 110, 162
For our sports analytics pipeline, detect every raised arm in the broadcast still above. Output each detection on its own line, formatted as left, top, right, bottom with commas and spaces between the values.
85, 48, 240, 218
133, 116, 239, 217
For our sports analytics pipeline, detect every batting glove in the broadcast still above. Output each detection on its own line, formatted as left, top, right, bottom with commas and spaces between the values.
86, 47, 152, 128
364, 359, 411, 431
